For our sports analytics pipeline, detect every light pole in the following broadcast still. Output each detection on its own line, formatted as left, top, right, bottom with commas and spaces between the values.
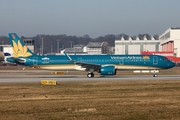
41, 37, 44, 55
62, 44, 64, 49
51, 44, 53, 54
56, 39, 60, 53
40, 45, 41, 55
70, 41, 73, 48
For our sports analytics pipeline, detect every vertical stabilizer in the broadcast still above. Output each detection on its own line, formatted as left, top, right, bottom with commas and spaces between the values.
8, 33, 35, 58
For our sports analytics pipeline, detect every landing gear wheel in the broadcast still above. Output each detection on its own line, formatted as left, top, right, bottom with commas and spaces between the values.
153, 70, 157, 77
91, 73, 94, 77
87, 73, 94, 78
153, 74, 157, 77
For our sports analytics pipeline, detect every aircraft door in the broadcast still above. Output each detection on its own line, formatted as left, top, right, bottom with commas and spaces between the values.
33, 57, 38, 65
78, 57, 82, 62
119, 59, 124, 65
153, 56, 158, 65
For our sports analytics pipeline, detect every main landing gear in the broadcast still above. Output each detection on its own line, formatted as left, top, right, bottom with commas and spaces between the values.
87, 68, 95, 78
153, 70, 158, 77
87, 72, 94, 78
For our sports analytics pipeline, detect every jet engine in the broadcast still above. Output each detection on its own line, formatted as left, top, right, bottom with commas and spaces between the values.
100, 66, 116, 75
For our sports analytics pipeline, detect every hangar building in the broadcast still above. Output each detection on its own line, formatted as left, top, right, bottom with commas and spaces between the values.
115, 34, 159, 54
115, 27, 180, 63
159, 27, 180, 57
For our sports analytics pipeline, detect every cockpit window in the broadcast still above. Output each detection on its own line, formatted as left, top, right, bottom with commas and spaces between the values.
162, 58, 168, 61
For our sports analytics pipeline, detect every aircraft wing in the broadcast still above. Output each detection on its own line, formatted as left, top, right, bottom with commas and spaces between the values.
75, 61, 101, 70
63, 51, 101, 71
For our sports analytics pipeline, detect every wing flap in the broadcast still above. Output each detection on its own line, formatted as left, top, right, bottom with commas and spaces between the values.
75, 61, 101, 71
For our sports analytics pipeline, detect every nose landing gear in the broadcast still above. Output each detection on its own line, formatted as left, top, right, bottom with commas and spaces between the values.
153, 74, 157, 77
153, 70, 158, 77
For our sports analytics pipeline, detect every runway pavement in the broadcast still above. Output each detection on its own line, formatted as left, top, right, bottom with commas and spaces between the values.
0, 69, 180, 83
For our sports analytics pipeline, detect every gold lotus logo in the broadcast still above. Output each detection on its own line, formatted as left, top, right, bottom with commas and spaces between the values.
12, 40, 32, 58
143, 56, 150, 59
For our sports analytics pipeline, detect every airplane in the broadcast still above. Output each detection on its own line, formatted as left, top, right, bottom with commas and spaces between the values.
6, 33, 175, 77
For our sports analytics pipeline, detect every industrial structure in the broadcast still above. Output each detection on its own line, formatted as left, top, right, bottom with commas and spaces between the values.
85, 42, 111, 54
141, 28, 180, 63
61, 42, 112, 54
115, 34, 159, 54
22, 39, 35, 53
115, 27, 180, 63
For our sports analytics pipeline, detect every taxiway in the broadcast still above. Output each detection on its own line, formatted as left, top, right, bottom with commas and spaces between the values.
0, 70, 180, 83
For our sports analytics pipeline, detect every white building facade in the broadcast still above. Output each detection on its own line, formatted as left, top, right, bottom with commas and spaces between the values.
85, 42, 111, 54
115, 35, 160, 54
159, 27, 180, 57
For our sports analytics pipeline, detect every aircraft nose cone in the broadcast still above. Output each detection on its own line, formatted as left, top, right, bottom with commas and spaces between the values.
168, 61, 175, 68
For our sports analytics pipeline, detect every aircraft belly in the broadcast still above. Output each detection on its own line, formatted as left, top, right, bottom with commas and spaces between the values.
38, 65, 76, 70
115, 65, 159, 70
38, 65, 160, 71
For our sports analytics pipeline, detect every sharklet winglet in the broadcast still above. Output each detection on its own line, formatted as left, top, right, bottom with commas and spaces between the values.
63, 51, 75, 62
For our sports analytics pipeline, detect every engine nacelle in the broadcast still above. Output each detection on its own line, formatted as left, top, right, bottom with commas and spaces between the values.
100, 66, 116, 75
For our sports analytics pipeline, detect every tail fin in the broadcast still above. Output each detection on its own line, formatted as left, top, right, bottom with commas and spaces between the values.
8, 33, 35, 58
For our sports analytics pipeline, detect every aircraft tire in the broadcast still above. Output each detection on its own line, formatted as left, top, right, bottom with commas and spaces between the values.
87, 73, 94, 78
153, 74, 157, 77
87, 73, 92, 78
91, 73, 94, 77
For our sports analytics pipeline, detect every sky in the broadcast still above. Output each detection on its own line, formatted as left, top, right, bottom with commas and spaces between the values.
1, 0, 180, 38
